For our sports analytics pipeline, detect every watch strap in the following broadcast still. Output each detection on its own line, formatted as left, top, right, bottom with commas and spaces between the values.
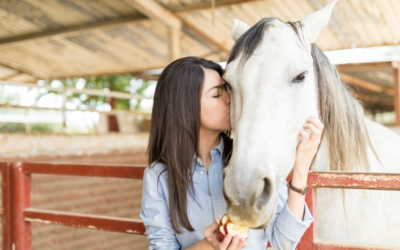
287, 180, 309, 195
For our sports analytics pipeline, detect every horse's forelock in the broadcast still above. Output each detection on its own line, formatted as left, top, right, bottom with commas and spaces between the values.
227, 17, 277, 71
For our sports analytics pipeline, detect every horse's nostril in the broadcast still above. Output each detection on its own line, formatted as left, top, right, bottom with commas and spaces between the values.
257, 178, 272, 210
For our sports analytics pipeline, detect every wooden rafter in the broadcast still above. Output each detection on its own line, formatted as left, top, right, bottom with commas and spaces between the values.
0, 16, 146, 50
339, 73, 394, 96
0, 0, 261, 52
127, 0, 182, 61
336, 62, 393, 72
126, 0, 181, 28
354, 93, 393, 107
165, 0, 266, 13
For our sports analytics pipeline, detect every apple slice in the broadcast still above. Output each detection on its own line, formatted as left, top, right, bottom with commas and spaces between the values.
221, 214, 229, 226
219, 226, 226, 241
223, 221, 249, 240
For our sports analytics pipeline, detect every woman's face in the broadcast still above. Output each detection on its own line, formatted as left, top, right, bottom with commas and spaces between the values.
200, 69, 231, 133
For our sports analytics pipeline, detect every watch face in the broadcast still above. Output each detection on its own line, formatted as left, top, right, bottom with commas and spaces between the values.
302, 186, 309, 195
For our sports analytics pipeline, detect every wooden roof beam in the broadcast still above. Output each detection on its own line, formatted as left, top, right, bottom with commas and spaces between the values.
174, 0, 266, 13
127, 0, 182, 61
0, 16, 146, 50
0, 0, 258, 53
340, 73, 394, 96
126, 0, 181, 29
336, 62, 393, 72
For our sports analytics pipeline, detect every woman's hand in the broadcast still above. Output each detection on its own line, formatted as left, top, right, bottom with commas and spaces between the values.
287, 116, 324, 220
294, 116, 324, 173
203, 217, 247, 250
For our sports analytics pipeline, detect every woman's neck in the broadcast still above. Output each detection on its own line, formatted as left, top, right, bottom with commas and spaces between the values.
198, 129, 220, 171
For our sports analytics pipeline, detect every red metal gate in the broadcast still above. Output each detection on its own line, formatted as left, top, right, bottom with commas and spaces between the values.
1, 163, 12, 250
288, 171, 400, 250
1, 162, 400, 250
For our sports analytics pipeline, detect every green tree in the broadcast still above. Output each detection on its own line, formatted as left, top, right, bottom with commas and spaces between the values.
39, 75, 153, 111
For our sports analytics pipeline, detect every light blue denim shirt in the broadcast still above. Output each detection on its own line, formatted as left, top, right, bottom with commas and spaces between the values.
140, 136, 314, 250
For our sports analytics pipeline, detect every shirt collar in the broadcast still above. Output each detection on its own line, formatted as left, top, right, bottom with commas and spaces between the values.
212, 134, 225, 155
192, 134, 225, 165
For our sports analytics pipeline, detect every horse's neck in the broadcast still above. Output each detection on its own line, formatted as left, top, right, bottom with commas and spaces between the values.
312, 118, 400, 173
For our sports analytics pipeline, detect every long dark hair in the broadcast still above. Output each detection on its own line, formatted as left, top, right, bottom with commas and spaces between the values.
147, 56, 233, 234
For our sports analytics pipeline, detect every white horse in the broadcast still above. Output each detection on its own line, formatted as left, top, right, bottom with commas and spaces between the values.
222, 0, 400, 247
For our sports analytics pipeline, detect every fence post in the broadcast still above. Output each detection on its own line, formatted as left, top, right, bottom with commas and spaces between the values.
12, 162, 32, 250
298, 186, 317, 250
1, 162, 12, 250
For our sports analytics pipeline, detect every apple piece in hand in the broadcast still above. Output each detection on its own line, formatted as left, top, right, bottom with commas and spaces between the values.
219, 214, 249, 241
219, 226, 226, 241
223, 221, 249, 240
221, 214, 229, 226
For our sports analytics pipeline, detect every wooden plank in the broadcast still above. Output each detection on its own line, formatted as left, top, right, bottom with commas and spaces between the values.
166, 0, 266, 13
126, 0, 181, 61
351, 0, 382, 47
372, 0, 393, 45
179, 13, 231, 53
0, 0, 257, 52
126, 0, 181, 29
376, 0, 400, 42
393, 61, 400, 126
0, 65, 19, 79
0, 16, 146, 49
5, 73, 37, 83
92, 26, 167, 65
354, 93, 393, 107
0, 50, 52, 79
340, 73, 394, 96
336, 62, 393, 72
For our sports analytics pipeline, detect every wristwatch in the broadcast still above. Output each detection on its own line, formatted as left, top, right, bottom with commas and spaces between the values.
287, 180, 309, 195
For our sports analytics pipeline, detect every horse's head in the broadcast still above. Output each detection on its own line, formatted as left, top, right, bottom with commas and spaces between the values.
222, 0, 338, 229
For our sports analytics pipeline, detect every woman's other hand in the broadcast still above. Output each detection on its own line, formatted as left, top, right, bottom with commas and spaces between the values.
294, 116, 324, 173
203, 217, 247, 250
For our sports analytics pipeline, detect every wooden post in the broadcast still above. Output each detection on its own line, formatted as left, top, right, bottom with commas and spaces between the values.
62, 89, 67, 133
107, 97, 119, 132
393, 61, 400, 126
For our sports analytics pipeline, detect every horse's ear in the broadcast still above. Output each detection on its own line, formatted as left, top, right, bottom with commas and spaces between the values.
301, 0, 338, 43
231, 19, 250, 41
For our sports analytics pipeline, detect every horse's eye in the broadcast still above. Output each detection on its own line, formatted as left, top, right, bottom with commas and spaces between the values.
292, 72, 307, 83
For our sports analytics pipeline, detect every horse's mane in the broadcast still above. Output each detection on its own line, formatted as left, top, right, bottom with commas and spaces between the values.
227, 17, 376, 172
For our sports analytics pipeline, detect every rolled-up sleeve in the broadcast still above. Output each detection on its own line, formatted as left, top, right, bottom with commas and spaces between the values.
264, 181, 314, 250
140, 167, 182, 250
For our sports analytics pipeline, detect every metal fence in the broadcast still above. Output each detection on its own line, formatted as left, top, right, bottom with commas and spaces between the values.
1, 162, 400, 250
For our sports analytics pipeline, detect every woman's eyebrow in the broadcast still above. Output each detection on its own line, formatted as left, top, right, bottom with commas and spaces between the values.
206, 83, 223, 93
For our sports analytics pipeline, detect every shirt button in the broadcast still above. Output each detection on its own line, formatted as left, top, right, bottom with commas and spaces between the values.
196, 158, 200, 163
199, 171, 204, 175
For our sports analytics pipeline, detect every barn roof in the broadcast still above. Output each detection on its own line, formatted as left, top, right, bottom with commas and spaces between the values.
0, 0, 399, 82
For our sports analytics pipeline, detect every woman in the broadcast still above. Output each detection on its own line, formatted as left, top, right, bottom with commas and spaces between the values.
140, 57, 323, 250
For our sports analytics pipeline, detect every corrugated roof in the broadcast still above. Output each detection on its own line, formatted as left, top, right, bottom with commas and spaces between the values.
0, 0, 399, 81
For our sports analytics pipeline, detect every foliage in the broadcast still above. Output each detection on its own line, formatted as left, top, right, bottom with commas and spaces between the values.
36, 74, 152, 111
0, 122, 62, 133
